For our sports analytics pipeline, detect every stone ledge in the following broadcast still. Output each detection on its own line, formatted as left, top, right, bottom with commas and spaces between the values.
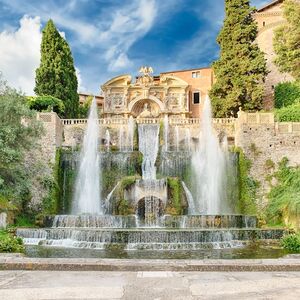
0, 256, 299, 272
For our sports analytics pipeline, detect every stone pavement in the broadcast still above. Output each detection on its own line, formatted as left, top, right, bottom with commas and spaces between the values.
1, 254, 300, 271
0, 270, 300, 299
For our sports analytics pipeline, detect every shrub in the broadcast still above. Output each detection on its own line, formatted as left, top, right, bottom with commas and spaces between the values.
274, 81, 300, 108
234, 148, 258, 215
267, 158, 300, 227
0, 230, 24, 253
281, 233, 300, 252
275, 101, 300, 122
27, 95, 65, 115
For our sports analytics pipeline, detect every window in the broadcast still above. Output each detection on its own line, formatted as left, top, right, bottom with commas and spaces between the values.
263, 21, 266, 27
192, 71, 200, 78
193, 92, 200, 104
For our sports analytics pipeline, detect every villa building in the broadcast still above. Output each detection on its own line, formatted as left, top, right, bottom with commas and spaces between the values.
100, 66, 214, 119
253, 0, 294, 108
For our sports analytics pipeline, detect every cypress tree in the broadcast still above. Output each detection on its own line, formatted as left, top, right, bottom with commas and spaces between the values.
35, 20, 79, 118
209, 0, 268, 117
274, 0, 300, 80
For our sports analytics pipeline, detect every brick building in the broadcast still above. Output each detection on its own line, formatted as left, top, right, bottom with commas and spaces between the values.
253, 0, 294, 109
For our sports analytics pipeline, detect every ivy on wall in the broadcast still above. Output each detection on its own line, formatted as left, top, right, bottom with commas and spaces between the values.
234, 147, 258, 215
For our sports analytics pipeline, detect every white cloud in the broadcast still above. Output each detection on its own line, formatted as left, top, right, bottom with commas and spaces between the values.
76, 67, 86, 93
99, 0, 157, 72
0, 15, 41, 95
0, 15, 85, 95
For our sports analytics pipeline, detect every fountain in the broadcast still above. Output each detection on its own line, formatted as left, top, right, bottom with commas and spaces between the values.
175, 125, 179, 151
128, 116, 135, 152
163, 115, 169, 151
16, 99, 285, 253
105, 129, 110, 152
191, 96, 228, 214
72, 97, 102, 215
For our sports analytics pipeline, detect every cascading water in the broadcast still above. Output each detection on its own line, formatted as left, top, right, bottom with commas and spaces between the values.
72, 97, 102, 215
137, 124, 162, 227
175, 125, 179, 151
105, 129, 110, 152
191, 96, 228, 214
128, 116, 135, 151
185, 128, 191, 152
182, 181, 195, 214
163, 115, 169, 151
138, 124, 159, 180
119, 126, 125, 151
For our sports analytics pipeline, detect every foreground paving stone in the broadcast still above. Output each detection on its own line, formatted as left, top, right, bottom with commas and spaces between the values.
0, 255, 300, 272
0, 271, 299, 300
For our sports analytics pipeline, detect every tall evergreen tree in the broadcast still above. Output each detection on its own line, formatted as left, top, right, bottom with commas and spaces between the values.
274, 0, 300, 80
35, 20, 79, 118
209, 0, 268, 117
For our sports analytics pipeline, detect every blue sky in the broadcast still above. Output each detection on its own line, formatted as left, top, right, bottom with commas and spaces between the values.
0, 0, 270, 95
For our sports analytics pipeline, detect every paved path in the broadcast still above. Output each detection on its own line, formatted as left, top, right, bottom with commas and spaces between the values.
1, 255, 300, 271
0, 270, 300, 299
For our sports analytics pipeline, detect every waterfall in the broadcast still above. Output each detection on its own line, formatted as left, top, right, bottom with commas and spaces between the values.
119, 126, 125, 151
128, 116, 135, 151
138, 124, 159, 180
163, 115, 169, 151
175, 125, 179, 151
185, 128, 191, 152
191, 96, 227, 214
104, 183, 119, 213
182, 181, 195, 214
0, 212, 7, 229
72, 97, 102, 215
105, 129, 110, 152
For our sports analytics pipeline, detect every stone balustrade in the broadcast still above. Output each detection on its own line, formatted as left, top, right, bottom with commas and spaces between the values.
237, 111, 274, 124
61, 117, 236, 126
276, 122, 300, 134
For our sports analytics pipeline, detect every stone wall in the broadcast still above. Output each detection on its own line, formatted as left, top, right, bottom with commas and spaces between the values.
235, 110, 300, 207
37, 112, 63, 162
26, 112, 63, 209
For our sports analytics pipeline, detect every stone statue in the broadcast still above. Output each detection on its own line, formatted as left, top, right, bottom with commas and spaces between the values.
137, 103, 152, 118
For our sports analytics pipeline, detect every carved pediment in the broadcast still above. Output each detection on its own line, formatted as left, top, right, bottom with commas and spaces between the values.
102, 75, 131, 89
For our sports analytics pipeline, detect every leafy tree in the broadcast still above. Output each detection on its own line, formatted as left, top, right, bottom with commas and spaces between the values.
78, 95, 93, 118
0, 77, 42, 211
27, 95, 65, 116
274, 0, 300, 80
274, 81, 300, 108
35, 19, 79, 118
209, 0, 268, 117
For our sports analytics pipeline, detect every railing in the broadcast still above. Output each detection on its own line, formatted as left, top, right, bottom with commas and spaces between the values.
61, 117, 236, 126
212, 118, 236, 124
276, 122, 300, 134
238, 111, 274, 124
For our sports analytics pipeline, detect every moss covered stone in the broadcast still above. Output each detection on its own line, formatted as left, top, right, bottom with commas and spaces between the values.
166, 177, 187, 215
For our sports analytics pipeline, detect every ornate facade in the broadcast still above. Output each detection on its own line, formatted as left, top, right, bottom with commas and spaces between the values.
102, 66, 193, 118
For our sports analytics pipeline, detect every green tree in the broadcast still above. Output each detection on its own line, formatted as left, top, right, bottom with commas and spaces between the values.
274, 0, 300, 80
0, 77, 42, 211
209, 0, 268, 117
35, 19, 79, 118
27, 95, 65, 116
